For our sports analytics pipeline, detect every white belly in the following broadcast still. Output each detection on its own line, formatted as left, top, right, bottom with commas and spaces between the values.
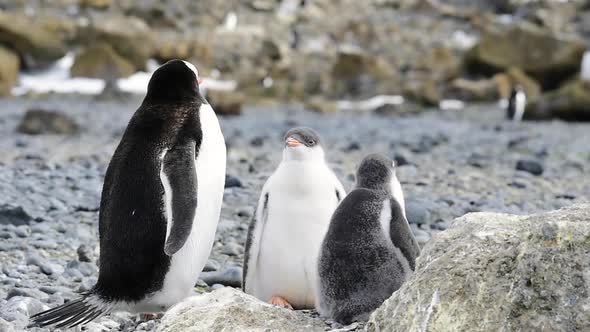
252, 163, 342, 308
146, 104, 226, 309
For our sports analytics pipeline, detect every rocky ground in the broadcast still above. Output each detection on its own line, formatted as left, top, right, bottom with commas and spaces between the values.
0, 95, 589, 331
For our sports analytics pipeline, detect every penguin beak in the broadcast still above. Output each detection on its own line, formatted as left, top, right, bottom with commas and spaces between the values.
197, 78, 204, 86
286, 137, 302, 147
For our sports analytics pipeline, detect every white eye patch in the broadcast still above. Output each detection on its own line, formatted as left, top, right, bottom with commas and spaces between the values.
182, 60, 199, 79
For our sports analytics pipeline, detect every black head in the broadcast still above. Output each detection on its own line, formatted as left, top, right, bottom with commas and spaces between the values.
143, 59, 203, 104
356, 153, 395, 191
283, 127, 321, 148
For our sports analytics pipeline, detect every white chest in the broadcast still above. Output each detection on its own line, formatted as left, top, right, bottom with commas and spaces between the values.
149, 103, 226, 308
253, 162, 342, 308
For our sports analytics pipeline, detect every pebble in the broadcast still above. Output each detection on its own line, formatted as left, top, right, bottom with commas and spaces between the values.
13, 226, 30, 238
237, 207, 253, 218
26, 253, 54, 275
225, 175, 243, 188
405, 200, 431, 225
0, 296, 46, 326
77, 244, 92, 262
7, 288, 49, 300
0, 205, 32, 226
343, 141, 361, 152
393, 153, 410, 166
211, 284, 225, 291
516, 159, 544, 176
203, 259, 221, 272
221, 242, 242, 256
200, 266, 243, 288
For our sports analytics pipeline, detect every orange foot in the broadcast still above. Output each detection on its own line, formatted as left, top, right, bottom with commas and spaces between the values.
269, 296, 293, 309
140, 313, 163, 321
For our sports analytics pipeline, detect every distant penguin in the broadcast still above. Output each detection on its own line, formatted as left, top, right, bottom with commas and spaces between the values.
506, 85, 526, 122
29, 60, 226, 328
243, 127, 346, 309
317, 154, 420, 324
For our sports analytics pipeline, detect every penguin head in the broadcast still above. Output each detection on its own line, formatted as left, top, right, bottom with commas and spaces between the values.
356, 153, 398, 192
143, 59, 203, 104
282, 127, 325, 162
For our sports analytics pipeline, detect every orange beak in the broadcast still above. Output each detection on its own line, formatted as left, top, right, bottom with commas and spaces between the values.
198, 78, 204, 86
286, 137, 302, 147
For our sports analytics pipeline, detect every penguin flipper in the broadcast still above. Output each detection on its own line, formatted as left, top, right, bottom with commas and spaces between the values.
162, 142, 198, 256
389, 198, 421, 271
243, 192, 269, 291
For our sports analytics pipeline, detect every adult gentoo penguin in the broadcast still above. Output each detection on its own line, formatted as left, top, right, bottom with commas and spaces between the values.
506, 85, 526, 122
29, 60, 226, 328
243, 127, 345, 309
317, 153, 420, 324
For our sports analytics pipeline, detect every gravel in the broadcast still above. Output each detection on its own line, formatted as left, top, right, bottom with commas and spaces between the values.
0, 95, 589, 331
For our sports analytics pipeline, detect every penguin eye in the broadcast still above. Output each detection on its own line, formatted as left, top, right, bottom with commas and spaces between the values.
308, 140, 315, 145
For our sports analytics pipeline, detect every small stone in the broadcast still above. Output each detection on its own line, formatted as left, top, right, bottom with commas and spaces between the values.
203, 259, 220, 272
26, 253, 53, 275
207, 90, 244, 116
225, 175, 243, 188
405, 200, 431, 225
13, 226, 30, 238
516, 159, 544, 176
343, 141, 361, 152
0, 205, 32, 226
7, 288, 48, 300
237, 208, 253, 218
305, 96, 339, 114
393, 153, 410, 167
509, 181, 527, 189
17, 109, 79, 135
0, 296, 46, 326
77, 244, 92, 262
210, 284, 225, 291
221, 242, 242, 256
200, 266, 243, 288
250, 136, 266, 147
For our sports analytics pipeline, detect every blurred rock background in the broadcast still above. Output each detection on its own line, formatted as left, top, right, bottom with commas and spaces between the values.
1, 0, 590, 119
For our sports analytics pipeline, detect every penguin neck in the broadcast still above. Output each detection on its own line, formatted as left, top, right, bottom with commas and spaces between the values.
281, 146, 326, 164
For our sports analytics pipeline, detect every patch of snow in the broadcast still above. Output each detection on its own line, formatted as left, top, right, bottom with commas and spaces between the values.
262, 77, 274, 88
439, 99, 465, 111
223, 12, 238, 31
452, 30, 477, 50
12, 55, 236, 96
12, 53, 105, 95
338, 95, 404, 112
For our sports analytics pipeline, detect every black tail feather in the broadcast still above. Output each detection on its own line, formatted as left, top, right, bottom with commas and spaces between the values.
28, 293, 111, 329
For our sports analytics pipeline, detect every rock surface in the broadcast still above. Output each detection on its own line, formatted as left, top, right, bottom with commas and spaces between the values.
466, 22, 586, 88
158, 288, 327, 332
82, 15, 155, 71
17, 109, 79, 135
71, 43, 135, 79
526, 79, 590, 121
206, 90, 244, 116
0, 11, 67, 69
367, 204, 590, 332
0, 46, 19, 96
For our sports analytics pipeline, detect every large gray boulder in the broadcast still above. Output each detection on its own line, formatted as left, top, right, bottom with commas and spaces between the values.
158, 287, 327, 332
367, 204, 590, 332
0, 12, 68, 68
466, 22, 586, 88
